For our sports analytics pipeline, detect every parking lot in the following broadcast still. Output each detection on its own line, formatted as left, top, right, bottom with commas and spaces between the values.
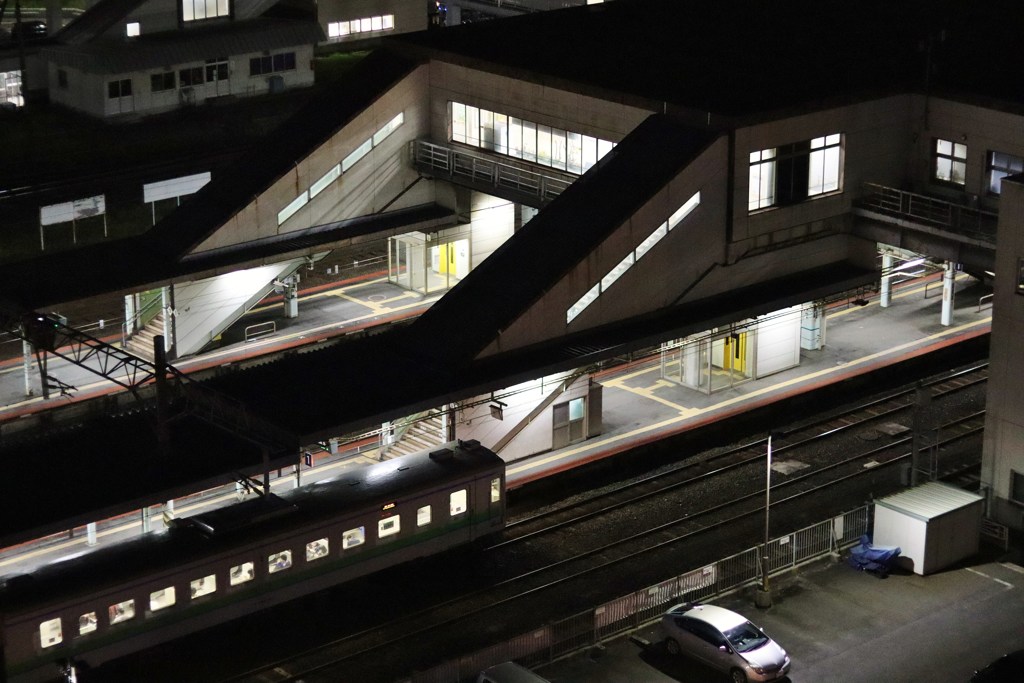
537, 548, 1024, 683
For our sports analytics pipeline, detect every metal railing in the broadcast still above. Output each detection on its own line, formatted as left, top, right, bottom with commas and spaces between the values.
411, 139, 574, 206
855, 183, 998, 244
408, 505, 871, 683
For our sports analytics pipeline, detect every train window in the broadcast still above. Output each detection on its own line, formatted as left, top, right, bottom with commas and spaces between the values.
343, 527, 365, 549
378, 514, 401, 538
306, 538, 329, 561
149, 587, 176, 612
450, 489, 467, 516
268, 550, 292, 573
190, 574, 216, 599
108, 599, 135, 625
230, 561, 255, 585
39, 617, 63, 647
417, 504, 432, 527
490, 477, 501, 503
78, 612, 98, 635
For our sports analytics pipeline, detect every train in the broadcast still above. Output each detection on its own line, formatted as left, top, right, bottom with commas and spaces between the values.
0, 439, 506, 682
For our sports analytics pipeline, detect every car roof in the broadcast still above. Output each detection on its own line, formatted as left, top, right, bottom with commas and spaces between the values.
668, 603, 748, 630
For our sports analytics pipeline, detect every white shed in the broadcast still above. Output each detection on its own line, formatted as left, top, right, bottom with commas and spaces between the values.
872, 482, 984, 575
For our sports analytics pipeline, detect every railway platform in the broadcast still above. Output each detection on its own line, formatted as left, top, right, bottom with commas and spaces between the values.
0, 270, 993, 579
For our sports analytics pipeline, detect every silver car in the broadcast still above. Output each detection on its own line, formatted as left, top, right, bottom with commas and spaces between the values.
660, 603, 791, 683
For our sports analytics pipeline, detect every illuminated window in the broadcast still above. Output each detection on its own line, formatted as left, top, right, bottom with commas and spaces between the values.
669, 192, 701, 229
343, 527, 365, 549
450, 489, 467, 516
306, 538, 329, 561
190, 574, 216, 598
79, 612, 97, 635
749, 148, 776, 210
126, 21, 140, 37
490, 477, 501, 503
378, 514, 401, 538
601, 253, 634, 292
277, 192, 308, 226
567, 282, 600, 324
230, 561, 254, 585
417, 504, 432, 527
182, 0, 229, 22
268, 550, 292, 573
935, 138, 967, 185
1018, 258, 1024, 296
108, 599, 135, 624
327, 14, 393, 39
39, 618, 62, 647
1012, 470, 1024, 505
808, 134, 841, 196
988, 151, 1024, 195
149, 587, 176, 611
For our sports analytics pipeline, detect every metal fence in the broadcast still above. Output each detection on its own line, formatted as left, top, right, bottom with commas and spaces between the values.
411, 139, 573, 206
854, 183, 998, 244
408, 505, 871, 683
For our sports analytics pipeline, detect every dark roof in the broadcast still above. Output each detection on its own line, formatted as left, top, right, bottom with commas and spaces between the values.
393, 0, 1024, 119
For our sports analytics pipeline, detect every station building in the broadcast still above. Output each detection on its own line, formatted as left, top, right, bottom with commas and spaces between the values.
1, 0, 1023, 550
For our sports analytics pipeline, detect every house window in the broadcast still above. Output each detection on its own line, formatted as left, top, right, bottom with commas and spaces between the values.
126, 21, 140, 37
150, 72, 175, 92
179, 66, 203, 86
249, 52, 295, 77
107, 79, 132, 99
935, 138, 967, 185
987, 151, 1024, 195
205, 58, 228, 82
182, 0, 229, 22
57, 69, 67, 88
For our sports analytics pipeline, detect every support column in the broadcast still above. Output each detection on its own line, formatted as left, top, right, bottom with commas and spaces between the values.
941, 261, 956, 326
141, 506, 151, 533
86, 522, 97, 546
880, 253, 893, 308
22, 339, 33, 396
800, 302, 826, 351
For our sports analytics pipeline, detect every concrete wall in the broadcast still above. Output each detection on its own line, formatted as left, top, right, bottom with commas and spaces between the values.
982, 177, 1024, 529
193, 64, 430, 252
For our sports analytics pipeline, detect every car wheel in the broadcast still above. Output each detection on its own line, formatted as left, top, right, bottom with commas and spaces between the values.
664, 638, 681, 656
730, 669, 747, 683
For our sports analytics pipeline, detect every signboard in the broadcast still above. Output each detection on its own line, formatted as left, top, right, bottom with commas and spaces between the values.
143, 172, 211, 203
40, 195, 106, 226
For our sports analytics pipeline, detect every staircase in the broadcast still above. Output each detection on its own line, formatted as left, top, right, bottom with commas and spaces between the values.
383, 412, 446, 459
124, 311, 166, 361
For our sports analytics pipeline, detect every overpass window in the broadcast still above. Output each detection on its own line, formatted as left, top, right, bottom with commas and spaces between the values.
750, 133, 843, 211
182, 0, 228, 22
808, 134, 842, 196
568, 191, 701, 324
749, 148, 776, 210
1017, 258, 1024, 295
935, 138, 967, 186
277, 191, 308, 226
126, 21, 140, 37
988, 151, 1024, 194
329, 14, 396, 36
450, 101, 614, 174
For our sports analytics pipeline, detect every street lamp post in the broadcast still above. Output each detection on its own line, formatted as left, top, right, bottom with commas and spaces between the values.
755, 432, 773, 608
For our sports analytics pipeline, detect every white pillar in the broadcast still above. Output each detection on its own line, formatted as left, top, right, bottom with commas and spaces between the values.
141, 506, 151, 533
86, 522, 97, 546
941, 261, 956, 326
800, 302, 826, 350
880, 253, 893, 308
22, 339, 33, 396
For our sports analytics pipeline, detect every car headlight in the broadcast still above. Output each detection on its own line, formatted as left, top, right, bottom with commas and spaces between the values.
752, 665, 765, 674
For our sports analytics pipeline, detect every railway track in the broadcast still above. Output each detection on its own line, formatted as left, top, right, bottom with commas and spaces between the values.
215, 364, 988, 683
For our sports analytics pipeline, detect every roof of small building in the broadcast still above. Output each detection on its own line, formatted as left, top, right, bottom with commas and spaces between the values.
876, 482, 983, 522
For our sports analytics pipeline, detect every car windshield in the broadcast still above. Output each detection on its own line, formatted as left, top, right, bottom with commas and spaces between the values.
723, 621, 769, 653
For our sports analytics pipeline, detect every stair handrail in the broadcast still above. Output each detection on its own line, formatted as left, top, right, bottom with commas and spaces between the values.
380, 407, 445, 457
121, 291, 165, 349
